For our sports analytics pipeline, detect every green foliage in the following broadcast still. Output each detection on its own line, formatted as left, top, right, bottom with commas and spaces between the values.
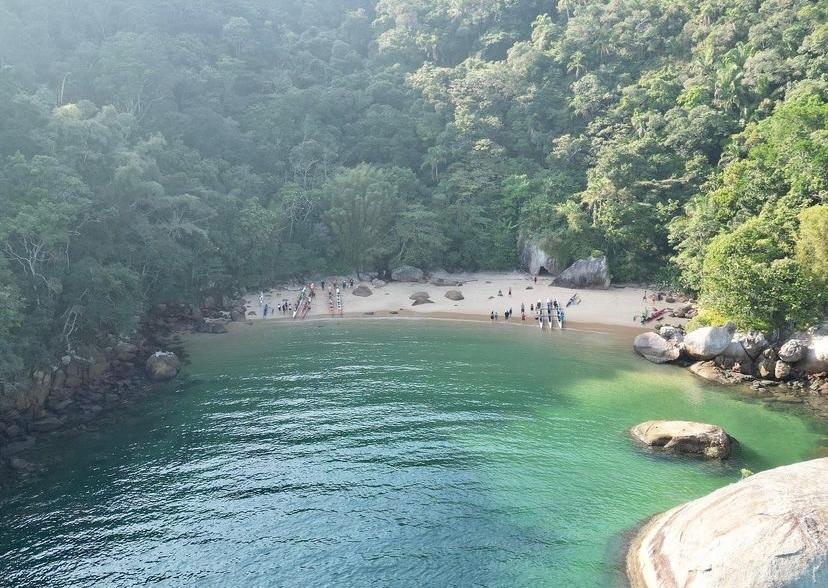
0, 0, 826, 386
797, 205, 828, 284
699, 216, 823, 332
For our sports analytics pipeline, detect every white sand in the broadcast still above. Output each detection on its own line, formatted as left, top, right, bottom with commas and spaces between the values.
243, 271, 688, 332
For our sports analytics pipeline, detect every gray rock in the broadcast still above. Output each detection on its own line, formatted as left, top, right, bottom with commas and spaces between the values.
391, 265, 424, 282
411, 298, 434, 306
657, 326, 684, 344
145, 351, 181, 382
683, 323, 736, 360
30, 416, 64, 433
115, 341, 138, 362
352, 284, 373, 297
230, 309, 245, 322
520, 239, 559, 276
445, 290, 464, 301
802, 335, 828, 373
775, 360, 792, 380
409, 291, 431, 301
371, 278, 386, 288
552, 256, 610, 289
626, 458, 828, 588
430, 277, 460, 287
634, 332, 681, 364
689, 361, 753, 385
778, 339, 807, 363
630, 420, 732, 459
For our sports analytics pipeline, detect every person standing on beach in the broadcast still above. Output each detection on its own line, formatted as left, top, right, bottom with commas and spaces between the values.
508, 287, 512, 296
490, 311, 495, 321
521, 303, 525, 320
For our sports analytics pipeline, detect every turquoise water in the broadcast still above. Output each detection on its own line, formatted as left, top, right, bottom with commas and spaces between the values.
1, 319, 824, 586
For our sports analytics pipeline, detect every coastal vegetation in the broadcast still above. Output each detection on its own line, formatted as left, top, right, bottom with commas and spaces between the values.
1, 0, 826, 387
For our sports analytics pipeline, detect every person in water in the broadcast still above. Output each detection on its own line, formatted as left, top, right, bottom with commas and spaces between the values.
490, 311, 495, 321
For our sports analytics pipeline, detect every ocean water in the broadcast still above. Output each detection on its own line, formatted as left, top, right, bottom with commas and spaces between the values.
1, 319, 824, 587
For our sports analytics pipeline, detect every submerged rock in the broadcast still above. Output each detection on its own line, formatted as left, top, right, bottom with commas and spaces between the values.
684, 323, 736, 360
445, 290, 464, 301
552, 256, 610, 289
146, 351, 181, 382
626, 458, 828, 588
391, 265, 424, 282
689, 361, 753, 385
630, 420, 732, 459
634, 332, 681, 364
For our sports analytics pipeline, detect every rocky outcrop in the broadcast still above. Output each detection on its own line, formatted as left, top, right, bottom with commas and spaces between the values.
658, 326, 684, 345
445, 290, 464, 301
352, 284, 373, 297
634, 332, 681, 364
391, 265, 424, 282
684, 323, 736, 360
779, 339, 807, 363
802, 335, 828, 373
689, 361, 753, 385
145, 352, 181, 382
630, 420, 733, 459
520, 239, 558, 276
552, 256, 610, 289
627, 458, 828, 588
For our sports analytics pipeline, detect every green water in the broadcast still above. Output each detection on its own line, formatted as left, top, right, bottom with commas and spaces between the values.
1, 320, 824, 586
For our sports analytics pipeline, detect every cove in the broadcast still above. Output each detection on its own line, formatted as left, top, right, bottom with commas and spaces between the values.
1, 320, 824, 586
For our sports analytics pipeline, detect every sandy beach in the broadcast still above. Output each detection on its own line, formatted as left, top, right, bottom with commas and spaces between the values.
242, 271, 688, 335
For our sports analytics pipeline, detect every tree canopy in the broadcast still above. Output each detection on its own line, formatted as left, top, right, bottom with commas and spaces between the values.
0, 0, 826, 383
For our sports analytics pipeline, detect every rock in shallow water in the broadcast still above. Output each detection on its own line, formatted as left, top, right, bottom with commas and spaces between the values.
626, 457, 828, 588
146, 351, 181, 381
634, 332, 680, 364
630, 420, 732, 459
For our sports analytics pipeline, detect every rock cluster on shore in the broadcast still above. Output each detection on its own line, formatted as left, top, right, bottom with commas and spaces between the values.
626, 458, 828, 588
633, 321, 828, 420
0, 297, 238, 472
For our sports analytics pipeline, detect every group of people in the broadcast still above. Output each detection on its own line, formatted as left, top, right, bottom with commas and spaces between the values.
490, 294, 569, 329
258, 277, 358, 320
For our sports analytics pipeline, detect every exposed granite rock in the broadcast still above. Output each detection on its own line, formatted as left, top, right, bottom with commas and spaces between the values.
684, 323, 736, 360
627, 458, 828, 588
634, 332, 681, 364
552, 256, 610, 289
778, 339, 807, 363
145, 351, 181, 382
445, 290, 464, 301
352, 284, 373, 297
630, 420, 732, 459
689, 361, 754, 385
391, 265, 424, 282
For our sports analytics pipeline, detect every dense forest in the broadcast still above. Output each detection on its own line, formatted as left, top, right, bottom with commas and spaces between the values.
0, 0, 826, 384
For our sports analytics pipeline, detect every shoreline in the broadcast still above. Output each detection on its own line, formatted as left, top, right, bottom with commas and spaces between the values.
242, 271, 690, 334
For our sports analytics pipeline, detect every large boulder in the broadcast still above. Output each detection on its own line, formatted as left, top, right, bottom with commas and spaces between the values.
626, 458, 828, 588
802, 335, 828, 373
552, 256, 610, 289
352, 284, 373, 297
683, 323, 736, 360
630, 420, 733, 459
431, 276, 460, 287
520, 239, 559, 276
445, 290, 464, 301
634, 332, 681, 364
391, 265, 424, 282
409, 291, 431, 301
145, 351, 181, 382
371, 278, 386, 288
778, 339, 807, 363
